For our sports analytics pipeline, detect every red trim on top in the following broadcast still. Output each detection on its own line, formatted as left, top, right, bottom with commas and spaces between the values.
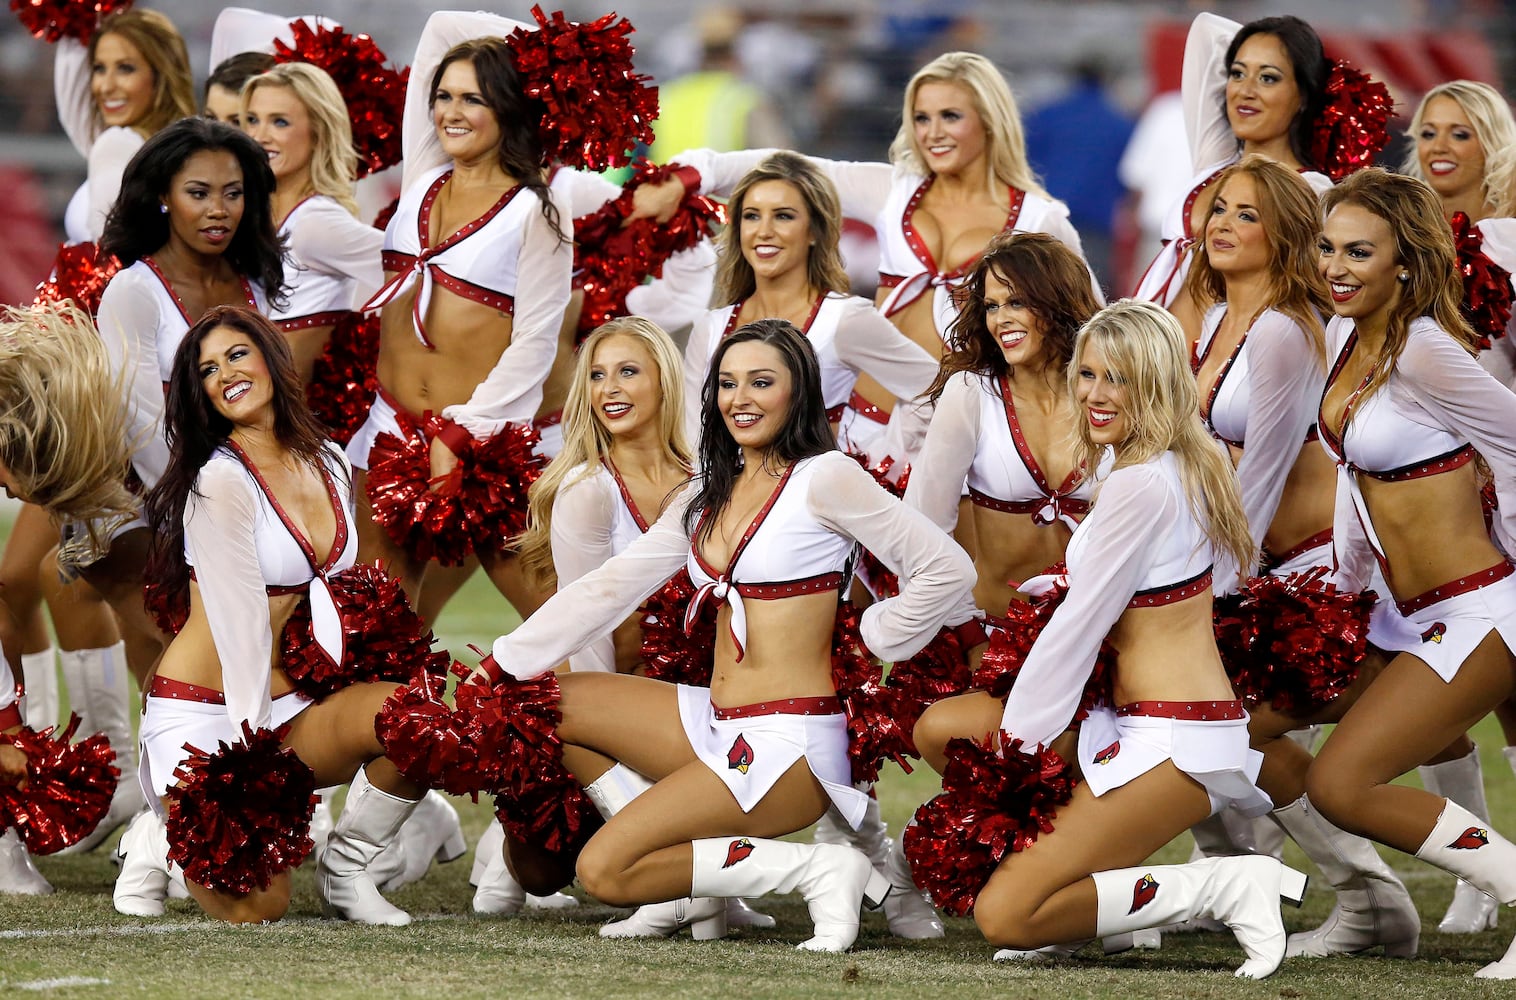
1317, 328, 1372, 464
712, 695, 842, 720
222, 439, 347, 577
1127, 567, 1212, 608
1261, 527, 1334, 571
277, 193, 320, 232
1361, 444, 1475, 483
967, 486, 1090, 520
997, 374, 1085, 501
141, 256, 259, 327
604, 456, 652, 533
1396, 560, 1515, 617
728, 573, 846, 601
1131, 166, 1229, 303
721, 295, 827, 340
899, 177, 1026, 282
693, 464, 797, 582
274, 310, 349, 333
1181, 167, 1229, 242
1116, 699, 1246, 721
845, 389, 888, 426
1194, 310, 1247, 449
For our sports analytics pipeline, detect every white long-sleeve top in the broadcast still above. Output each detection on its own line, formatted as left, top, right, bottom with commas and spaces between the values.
492, 450, 977, 677
272, 195, 385, 325
54, 39, 142, 244
207, 7, 335, 71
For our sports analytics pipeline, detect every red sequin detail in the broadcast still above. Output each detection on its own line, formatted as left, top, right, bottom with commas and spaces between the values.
0, 715, 118, 854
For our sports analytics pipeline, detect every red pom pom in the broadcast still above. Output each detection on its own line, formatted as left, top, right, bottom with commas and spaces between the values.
903, 733, 1076, 916
164, 722, 317, 895
10, 0, 130, 43
973, 573, 1113, 719
1309, 61, 1394, 183
374, 669, 504, 796
306, 311, 380, 446
272, 21, 407, 179
884, 623, 977, 754
639, 568, 714, 686
33, 241, 121, 315
573, 160, 723, 340
279, 563, 449, 700
142, 579, 188, 637
365, 419, 545, 566
1214, 567, 1375, 715
0, 715, 118, 854
831, 602, 913, 783
1449, 212, 1514, 351
507, 6, 657, 171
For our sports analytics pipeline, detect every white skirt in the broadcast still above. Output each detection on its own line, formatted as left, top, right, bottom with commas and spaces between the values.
140, 691, 313, 807
1366, 563, 1516, 683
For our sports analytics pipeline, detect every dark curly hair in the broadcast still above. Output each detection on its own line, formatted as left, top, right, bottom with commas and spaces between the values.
1224, 16, 1329, 172
99, 117, 287, 307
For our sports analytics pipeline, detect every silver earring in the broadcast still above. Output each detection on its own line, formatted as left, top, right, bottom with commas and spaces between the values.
159, 204, 168, 214
1397, 271, 1409, 283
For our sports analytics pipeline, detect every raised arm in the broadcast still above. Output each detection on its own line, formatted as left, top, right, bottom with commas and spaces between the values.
85, 127, 143, 243
1182, 11, 1241, 173
54, 38, 94, 158
671, 148, 895, 223
549, 469, 620, 673
902, 374, 982, 534
208, 7, 333, 70
682, 310, 721, 446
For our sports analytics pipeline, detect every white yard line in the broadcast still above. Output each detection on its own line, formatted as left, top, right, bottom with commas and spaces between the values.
1, 913, 470, 940
11, 977, 110, 990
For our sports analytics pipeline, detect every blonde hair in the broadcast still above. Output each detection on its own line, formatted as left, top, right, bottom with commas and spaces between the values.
241, 63, 360, 217
888, 51, 1048, 199
1070, 300, 1256, 577
88, 10, 195, 138
1184, 155, 1329, 366
518, 317, 693, 589
1403, 80, 1516, 220
1321, 168, 1479, 402
0, 303, 137, 569
715, 151, 850, 306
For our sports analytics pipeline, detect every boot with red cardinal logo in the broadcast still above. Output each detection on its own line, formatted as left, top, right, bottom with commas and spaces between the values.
1418, 744, 1500, 934
1412, 800, 1516, 979
1092, 855, 1308, 979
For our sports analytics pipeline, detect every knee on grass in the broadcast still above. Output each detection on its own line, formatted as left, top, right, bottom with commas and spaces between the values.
197, 884, 291, 925
974, 899, 1050, 951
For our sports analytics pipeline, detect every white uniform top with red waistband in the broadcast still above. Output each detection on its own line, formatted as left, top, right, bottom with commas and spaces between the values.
271, 194, 384, 332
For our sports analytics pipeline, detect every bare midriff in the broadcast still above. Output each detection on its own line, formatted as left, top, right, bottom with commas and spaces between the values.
154, 585, 302, 699
1107, 595, 1238, 706
376, 277, 515, 415
704, 589, 841, 708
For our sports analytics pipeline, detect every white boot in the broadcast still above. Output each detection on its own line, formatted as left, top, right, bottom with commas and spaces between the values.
0, 829, 52, 895
691, 837, 889, 952
881, 834, 944, 939
311, 787, 336, 861
1093, 855, 1307, 979
993, 940, 1087, 962
56, 643, 144, 853
599, 896, 728, 939
1271, 795, 1419, 957
19, 648, 57, 731
371, 791, 467, 893
1412, 800, 1516, 980
469, 820, 578, 914
1420, 745, 1500, 933
317, 766, 417, 926
113, 809, 186, 916
725, 896, 776, 929
470, 820, 504, 887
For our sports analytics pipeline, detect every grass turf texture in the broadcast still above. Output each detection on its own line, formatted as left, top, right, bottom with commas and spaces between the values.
5, 564, 1516, 998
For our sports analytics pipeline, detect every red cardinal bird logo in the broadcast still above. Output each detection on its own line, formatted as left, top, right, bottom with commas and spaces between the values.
1448, 826, 1490, 850
723, 838, 755, 868
1128, 873, 1159, 914
1421, 622, 1446, 643
1093, 740, 1121, 765
727, 734, 754, 774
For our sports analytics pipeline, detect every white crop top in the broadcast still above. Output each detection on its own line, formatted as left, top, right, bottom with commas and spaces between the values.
271, 195, 385, 331
997, 451, 1215, 748
97, 259, 265, 489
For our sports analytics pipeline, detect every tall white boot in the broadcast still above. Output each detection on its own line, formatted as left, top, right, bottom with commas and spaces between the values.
1420, 745, 1500, 933
317, 766, 417, 926
468, 820, 578, 915
1412, 800, 1516, 980
1093, 855, 1307, 979
311, 787, 336, 860
0, 829, 52, 895
817, 791, 943, 940
691, 837, 889, 952
370, 790, 467, 893
57, 643, 144, 853
113, 809, 186, 916
1271, 795, 1419, 957
19, 648, 57, 731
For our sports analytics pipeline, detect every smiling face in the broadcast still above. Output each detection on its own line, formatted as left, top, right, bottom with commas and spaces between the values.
1416, 94, 1487, 208
983, 268, 1048, 368
91, 32, 156, 130
1226, 33, 1302, 148
739, 179, 811, 285
1204, 173, 1271, 277
242, 84, 314, 188
198, 324, 273, 427
912, 79, 987, 178
1319, 202, 1403, 329
1074, 341, 1129, 447
162, 149, 244, 258
589, 333, 662, 440
432, 58, 501, 167
718, 340, 793, 452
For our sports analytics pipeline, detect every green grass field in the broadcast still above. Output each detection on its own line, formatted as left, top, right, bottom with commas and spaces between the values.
5, 566, 1516, 998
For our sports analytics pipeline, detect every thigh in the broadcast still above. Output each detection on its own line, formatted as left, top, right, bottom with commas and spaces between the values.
556, 672, 698, 780
914, 689, 1003, 773
0, 502, 55, 600
414, 558, 477, 625
282, 683, 397, 786
1246, 646, 1387, 740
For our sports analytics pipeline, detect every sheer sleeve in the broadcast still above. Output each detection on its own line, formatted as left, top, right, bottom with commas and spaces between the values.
674, 148, 895, 223
208, 8, 333, 71
832, 297, 939, 466
551, 167, 620, 216
97, 270, 168, 488
54, 39, 94, 158
807, 453, 977, 660
549, 469, 620, 673
682, 310, 722, 445
441, 190, 573, 437
1182, 12, 1240, 173
287, 199, 386, 308
86, 127, 143, 242
491, 483, 696, 677
902, 373, 981, 534
1400, 320, 1516, 553
402, 10, 530, 191
184, 460, 274, 733
1000, 464, 1171, 748
626, 239, 718, 334
1233, 311, 1323, 552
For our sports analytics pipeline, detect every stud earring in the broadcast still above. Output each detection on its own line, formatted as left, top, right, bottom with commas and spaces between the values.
159, 204, 168, 214
1397, 271, 1410, 283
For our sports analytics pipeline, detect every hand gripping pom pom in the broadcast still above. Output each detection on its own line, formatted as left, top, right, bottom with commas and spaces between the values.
831, 602, 913, 783
273, 21, 407, 178
279, 563, 449, 699
306, 312, 380, 446
1309, 62, 1393, 183
639, 569, 715, 686
903, 734, 1076, 916
1449, 211, 1514, 352
0, 715, 118, 854
506, 6, 657, 171
164, 723, 317, 895
33, 241, 120, 315
374, 668, 504, 796
11, 0, 131, 43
